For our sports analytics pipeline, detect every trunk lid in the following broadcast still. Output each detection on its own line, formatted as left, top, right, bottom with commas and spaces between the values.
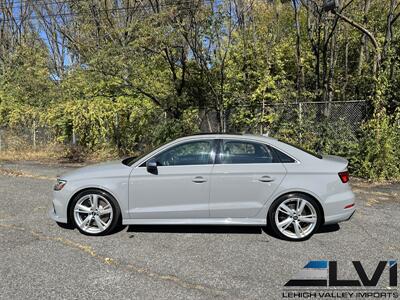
322, 155, 349, 171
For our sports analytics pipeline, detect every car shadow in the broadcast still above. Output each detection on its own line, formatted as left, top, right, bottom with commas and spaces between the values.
126, 223, 340, 237
315, 223, 341, 234
127, 224, 263, 234
57, 222, 340, 238
261, 223, 340, 237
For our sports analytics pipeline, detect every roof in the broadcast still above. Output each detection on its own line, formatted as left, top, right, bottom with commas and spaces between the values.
177, 133, 277, 142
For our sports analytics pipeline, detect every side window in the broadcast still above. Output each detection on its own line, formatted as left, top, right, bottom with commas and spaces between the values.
154, 141, 213, 166
220, 140, 279, 164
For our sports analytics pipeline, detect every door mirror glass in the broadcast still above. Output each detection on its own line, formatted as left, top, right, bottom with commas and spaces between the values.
146, 160, 158, 174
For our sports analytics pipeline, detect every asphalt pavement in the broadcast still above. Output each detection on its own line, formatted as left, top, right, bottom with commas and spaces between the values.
0, 162, 399, 299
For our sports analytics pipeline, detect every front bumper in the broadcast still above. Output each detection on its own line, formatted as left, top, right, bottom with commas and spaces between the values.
49, 208, 68, 223
50, 190, 69, 224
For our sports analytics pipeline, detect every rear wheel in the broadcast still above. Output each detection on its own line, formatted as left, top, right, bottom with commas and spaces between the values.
70, 189, 120, 236
268, 193, 322, 241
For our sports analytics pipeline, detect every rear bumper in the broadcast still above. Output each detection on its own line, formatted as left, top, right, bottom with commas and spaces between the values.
324, 207, 355, 225
323, 189, 356, 225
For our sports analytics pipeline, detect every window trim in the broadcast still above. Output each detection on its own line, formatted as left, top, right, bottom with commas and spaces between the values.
139, 139, 218, 167
214, 139, 222, 164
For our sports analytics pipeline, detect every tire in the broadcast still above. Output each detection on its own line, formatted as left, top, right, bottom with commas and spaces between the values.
69, 189, 121, 236
268, 193, 322, 241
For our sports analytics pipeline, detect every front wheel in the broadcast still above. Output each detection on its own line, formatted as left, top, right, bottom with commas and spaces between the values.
268, 193, 322, 241
70, 189, 121, 236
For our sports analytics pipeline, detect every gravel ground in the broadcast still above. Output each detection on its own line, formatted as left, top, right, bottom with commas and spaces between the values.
0, 162, 399, 299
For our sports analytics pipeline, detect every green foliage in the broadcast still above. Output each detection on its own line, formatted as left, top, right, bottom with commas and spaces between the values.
0, 0, 399, 181
357, 108, 400, 180
353, 74, 400, 180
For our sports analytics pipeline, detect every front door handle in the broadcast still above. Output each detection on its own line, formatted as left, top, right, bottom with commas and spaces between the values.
192, 176, 207, 183
258, 175, 275, 182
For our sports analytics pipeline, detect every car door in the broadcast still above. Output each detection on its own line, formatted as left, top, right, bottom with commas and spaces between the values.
129, 139, 216, 219
209, 139, 287, 218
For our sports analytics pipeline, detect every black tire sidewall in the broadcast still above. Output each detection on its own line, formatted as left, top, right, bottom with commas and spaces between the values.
69, 189, 121, 236
268, 193, 322, 241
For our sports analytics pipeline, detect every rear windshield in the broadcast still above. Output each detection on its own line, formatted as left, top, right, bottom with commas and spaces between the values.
279, 140, 322, 159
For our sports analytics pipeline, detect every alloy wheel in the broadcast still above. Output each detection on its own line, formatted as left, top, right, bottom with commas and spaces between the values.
73, 194, 113, 234
274, 197, 318, 239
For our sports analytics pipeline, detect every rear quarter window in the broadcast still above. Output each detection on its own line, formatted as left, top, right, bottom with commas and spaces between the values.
272, 148, 296, 163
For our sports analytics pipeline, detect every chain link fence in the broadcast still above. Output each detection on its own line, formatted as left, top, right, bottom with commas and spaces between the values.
0, 100, 370, 152
227, 100, 369, 141
0, 124, 55, 152
278, 100, 368, 132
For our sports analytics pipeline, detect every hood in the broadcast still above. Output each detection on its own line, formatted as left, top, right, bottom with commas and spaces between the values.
61, 160, 132, 180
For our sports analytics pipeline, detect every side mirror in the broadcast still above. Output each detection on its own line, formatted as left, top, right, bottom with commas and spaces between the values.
146, 160, 158, 175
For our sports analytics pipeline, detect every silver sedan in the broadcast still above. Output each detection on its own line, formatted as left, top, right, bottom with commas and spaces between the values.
50, 134, 355, 241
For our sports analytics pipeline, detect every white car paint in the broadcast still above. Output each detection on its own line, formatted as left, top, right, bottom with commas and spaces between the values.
209, 162, 286, 218
130, 164, 212, 219
50, 134, 355, 230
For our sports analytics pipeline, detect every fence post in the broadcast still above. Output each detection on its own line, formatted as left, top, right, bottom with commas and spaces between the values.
72, 128, 76, 145
298, 102, 302, 123
298, 102, 303, 143
32, 121, 36, 150
222, 109, 227, 133
260, 99, 265, 134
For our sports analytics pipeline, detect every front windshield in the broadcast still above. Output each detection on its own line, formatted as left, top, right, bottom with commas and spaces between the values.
121, 152, 148, 166
121, 141, 170, 166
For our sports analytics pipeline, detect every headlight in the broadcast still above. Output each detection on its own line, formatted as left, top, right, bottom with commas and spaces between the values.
54, 179, 67, 191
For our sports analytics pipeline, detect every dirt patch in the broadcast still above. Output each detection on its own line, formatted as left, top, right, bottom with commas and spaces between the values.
0, 167, 54, 180
351, 178, 400, 206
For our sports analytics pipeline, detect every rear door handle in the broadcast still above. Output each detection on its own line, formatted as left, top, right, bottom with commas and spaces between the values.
258, 175, 275, 182
192, 176, 207, 183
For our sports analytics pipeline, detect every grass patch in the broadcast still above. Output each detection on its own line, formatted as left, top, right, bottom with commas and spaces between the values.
0, 146, 61, 163
0, 144, 121, 164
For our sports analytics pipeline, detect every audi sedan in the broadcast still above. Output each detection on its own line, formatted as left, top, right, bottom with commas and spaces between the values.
50, 134, 355, 241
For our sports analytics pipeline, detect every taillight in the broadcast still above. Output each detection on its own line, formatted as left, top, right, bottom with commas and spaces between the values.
338, 171, 349, 183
